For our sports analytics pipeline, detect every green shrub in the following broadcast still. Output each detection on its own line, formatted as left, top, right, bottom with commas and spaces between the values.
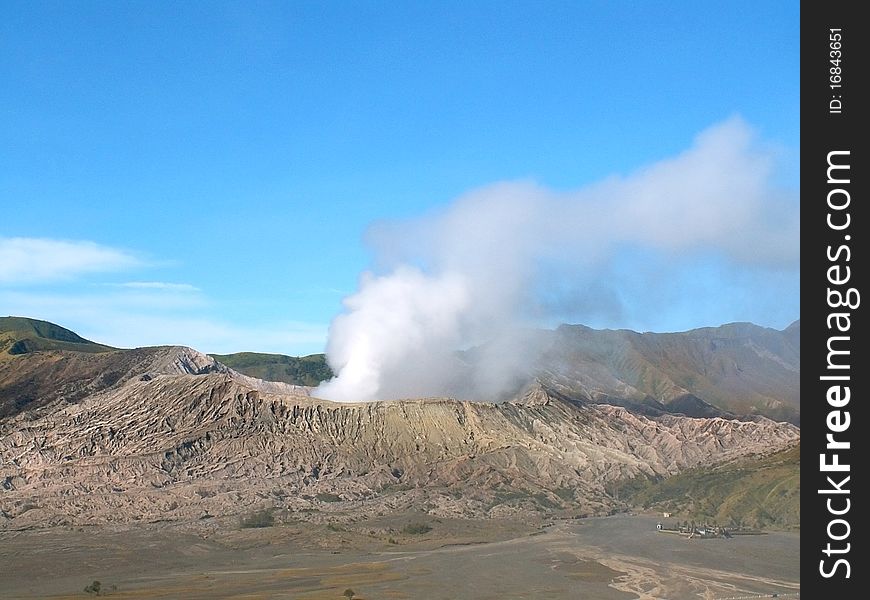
554, 487, 575, 501
401, 522, 432, 535
84, 580, 101, 595
240, 509, 275, 528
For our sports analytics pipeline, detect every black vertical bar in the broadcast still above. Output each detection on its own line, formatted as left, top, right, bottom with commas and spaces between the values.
803, 0, 866, 595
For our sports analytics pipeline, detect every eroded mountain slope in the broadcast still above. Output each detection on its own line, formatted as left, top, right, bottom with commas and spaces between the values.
1, 346, 798, 528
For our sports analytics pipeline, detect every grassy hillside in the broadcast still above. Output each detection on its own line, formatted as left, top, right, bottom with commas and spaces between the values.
211, 352, 333, 386
623, 442, 800, 530
0, 316, 115, 356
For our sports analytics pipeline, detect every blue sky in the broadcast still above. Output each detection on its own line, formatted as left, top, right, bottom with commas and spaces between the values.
1, 1, 799, 355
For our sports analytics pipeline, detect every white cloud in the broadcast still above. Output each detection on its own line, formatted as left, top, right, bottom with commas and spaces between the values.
0, 237, 143, 284
111, 281, 201, 292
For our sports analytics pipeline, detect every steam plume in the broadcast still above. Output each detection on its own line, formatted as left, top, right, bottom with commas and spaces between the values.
315, 118, 799, 402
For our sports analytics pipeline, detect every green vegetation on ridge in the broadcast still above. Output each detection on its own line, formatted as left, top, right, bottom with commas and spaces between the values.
0, 316, 115, 356
623, 442, 800, 530
0, 317, 334, 388
211, 351, 333, 386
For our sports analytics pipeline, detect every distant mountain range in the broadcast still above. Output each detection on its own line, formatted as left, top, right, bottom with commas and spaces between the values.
534, 320, 800, 424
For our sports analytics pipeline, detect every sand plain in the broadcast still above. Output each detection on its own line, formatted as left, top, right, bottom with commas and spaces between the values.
0, 514, 798, 599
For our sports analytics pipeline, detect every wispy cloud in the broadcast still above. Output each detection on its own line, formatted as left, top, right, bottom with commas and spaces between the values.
0, 238, 327, 354
0, 237, 143, 284
110, 281, 201, 292
83, 313, 327, 355
0, 237, 327, 354
0, 289, 326, 355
